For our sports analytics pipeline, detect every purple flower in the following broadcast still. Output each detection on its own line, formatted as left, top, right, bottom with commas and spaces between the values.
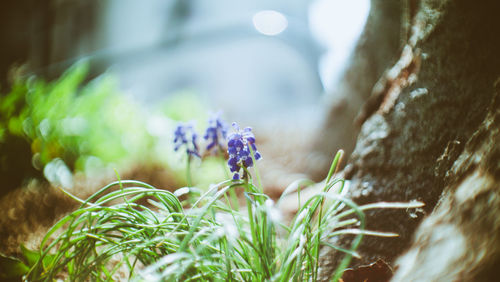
173, 122, 200, 158
227, 122, 261, 180
203, 113, 228, 153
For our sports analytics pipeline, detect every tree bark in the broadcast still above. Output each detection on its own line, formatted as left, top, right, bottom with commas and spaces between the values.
394, 88, 500, 280
319, 0, 500, 280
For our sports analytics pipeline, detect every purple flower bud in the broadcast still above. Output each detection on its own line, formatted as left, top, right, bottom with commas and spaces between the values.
226, 122, 262, 180
173, 122, 200, 158
203, 112, 228, 153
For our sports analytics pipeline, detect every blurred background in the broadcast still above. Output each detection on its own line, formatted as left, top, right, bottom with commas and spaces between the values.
0, 0, 370, 195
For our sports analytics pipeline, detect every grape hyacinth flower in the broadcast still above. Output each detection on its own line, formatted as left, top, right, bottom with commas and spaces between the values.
173, 122, 200, 158
203, 113, 228, 153
227, 122, 261, 180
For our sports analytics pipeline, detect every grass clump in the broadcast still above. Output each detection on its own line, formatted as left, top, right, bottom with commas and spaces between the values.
24, 150, 423, 281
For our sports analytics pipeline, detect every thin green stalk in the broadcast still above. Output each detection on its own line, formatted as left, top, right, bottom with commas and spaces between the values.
248, 143, 263, 193
315, 150, 344, 280
219, 152, 239, 209
115, 169, 132, 210
186, 156, 193, 187
325, 150, 344, 184
244, 181, 258, 267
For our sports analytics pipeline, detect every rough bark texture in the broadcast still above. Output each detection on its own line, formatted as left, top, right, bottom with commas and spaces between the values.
319, 0, 500, 280
393, 85, 500, 280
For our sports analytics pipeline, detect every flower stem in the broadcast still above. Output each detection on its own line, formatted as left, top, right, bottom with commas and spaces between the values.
219, 153, 238, 208
244, 179, 260, 271
186, 156, 193, 187
248, 144, 263, 194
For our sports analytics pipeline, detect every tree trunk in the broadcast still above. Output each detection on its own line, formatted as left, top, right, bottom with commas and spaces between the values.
319, 0, 500, 280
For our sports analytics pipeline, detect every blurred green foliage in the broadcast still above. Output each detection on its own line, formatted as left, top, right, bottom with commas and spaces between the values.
0, 62, 227, 195
160, 89, 208, 122
0, 63, 153, 194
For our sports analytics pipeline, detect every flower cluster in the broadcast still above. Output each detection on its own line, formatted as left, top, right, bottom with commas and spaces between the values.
173, 116, 262, 181
227, 122, 261, 180
173, 122, 200, 158
203, 113, 228, 153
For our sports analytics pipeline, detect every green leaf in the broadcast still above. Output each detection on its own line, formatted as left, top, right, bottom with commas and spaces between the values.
21, 244, 55, 269
0, 252, 29, 279
20, 244, 39, 267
